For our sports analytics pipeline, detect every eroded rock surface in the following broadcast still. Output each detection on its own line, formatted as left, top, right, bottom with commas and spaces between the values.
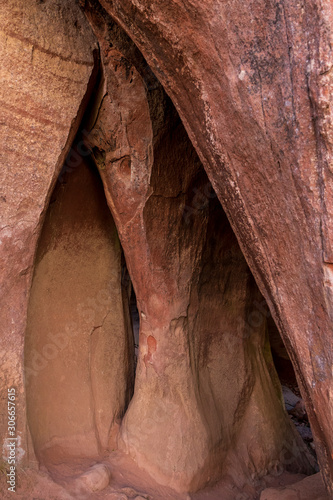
260, 472, 329, 500
0, 0, 332, 499
25, 145, 134, 463
83, 7, 316, 491
0, 0, 98, 464
88, 0, 333, 494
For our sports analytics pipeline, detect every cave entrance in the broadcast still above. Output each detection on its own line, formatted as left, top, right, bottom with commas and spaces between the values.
24, 129, 136, 465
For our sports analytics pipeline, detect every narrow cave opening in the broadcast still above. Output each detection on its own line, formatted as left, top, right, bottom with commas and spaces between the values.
180, 145, 319, 472
24, 122, 136, 466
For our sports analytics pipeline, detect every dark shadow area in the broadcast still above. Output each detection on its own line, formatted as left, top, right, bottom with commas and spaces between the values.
130, 288, 140, 368
121, 259, 140, 370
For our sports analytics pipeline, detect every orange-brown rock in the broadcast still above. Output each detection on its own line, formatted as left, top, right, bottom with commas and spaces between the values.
91, 0, 333, 495
0, 0, 332, 499
83, 9, 316, 491
260, 472, 329, 500
25, 143, 134, 463
0, 0, 98, 465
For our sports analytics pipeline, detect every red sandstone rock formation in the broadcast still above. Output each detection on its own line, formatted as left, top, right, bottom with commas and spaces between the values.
25, 141, 134, 463
0, 0, 332, 499
93, 0, 333, 495
0, 0, 98, 470
83, 7, 315, 491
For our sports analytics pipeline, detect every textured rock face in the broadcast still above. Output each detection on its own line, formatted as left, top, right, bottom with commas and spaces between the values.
82, 7, 315, 491
260, 472, 329, 500
25, 145, 134, 463
0, 1, 332, 499
90, 0, 333, 494
0, 0, 97, 463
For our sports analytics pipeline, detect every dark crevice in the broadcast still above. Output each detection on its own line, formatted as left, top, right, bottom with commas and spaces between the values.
130, 288, 140, 369
268, 316, 319, 466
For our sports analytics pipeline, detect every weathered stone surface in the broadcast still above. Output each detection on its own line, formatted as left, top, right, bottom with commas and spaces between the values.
0, 0, 97, 463
1, 0, 332, 499
89, 0, 333, 494
76, 463, 111, 492
120, 487, 147, 497
83, 10, 316, 492
260, 472, 329, 500
106, 495, 128, 500
0, 468, 74, 500
25, 145, 134, 463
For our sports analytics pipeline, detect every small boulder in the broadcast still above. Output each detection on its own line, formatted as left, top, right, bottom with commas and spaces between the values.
77, 463, 111, 492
